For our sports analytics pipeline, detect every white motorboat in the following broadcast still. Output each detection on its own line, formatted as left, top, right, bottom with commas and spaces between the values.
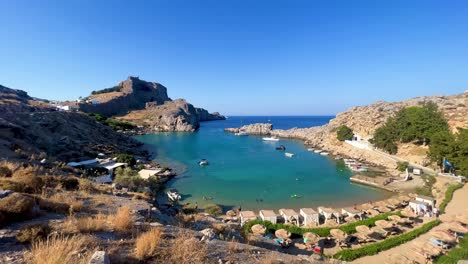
320, 152, 329, 156
285, 152, 295, 158
307, 148, 314, 152
167, 189, 181, 201
262, 137, 279, 141
235, 131, 248, 136
199, 159, 209, 166
314, 149, 322, 153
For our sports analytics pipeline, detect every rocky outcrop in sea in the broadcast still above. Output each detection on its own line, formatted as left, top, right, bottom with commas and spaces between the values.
225, 123, 273, 135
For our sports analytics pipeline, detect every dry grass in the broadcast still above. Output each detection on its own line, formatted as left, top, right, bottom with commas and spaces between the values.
91, 194, 114, 207
212, 222, 227, 234
228, 238, 242, 254
260, 254, 283, 264
26, 235, 98, 264
112, 206, 133, 232
62, 214, 108, 233
38, 192, 84, 214
134, 228, 163, 260
162, 231, 208, 264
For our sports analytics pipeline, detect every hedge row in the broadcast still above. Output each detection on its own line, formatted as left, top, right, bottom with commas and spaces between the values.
435, 234, 468, 263
439, 183, 464, 214
243, 211, 401, 237
333, 219, 441, 261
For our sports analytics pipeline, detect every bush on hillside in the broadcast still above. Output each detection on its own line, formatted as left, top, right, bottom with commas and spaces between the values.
91, 85, 122, 95
60, 177, 79, 191
0, 166, 13, 177
0, 193, 36, 227
116, 154, 136, 166
114, 167, 144, 191
336, 125, 354, 141
16, 223, 51, 243
396, 161, 409, 172
204, 204, 223, 217
429, 128, 468, 176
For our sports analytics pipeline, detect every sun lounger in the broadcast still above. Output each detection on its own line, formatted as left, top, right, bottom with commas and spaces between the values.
429, 237, 450, 249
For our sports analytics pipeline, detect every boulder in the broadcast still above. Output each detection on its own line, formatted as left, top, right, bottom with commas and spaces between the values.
88, 251, 110, 264
200, 228, 216, 241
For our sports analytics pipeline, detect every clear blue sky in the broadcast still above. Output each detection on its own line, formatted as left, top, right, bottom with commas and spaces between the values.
1, 0, 467, 115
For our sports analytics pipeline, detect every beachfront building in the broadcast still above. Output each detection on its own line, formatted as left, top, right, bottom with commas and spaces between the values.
409, 199, 431, 215
279, 209, 300, 226
342, 207, 364, 220
259, 210, 277, 224
239, 211, 257, 226
300, 208, 319, 226
138, 169, 162, 180
415, 195, 435, 207
318, 207, 341, 223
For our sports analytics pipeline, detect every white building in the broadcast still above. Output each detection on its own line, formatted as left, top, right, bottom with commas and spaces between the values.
279, 208, 300, 226
239, 211, 257, 226
415, 195, 435, 208
300, 208, 319, 226
259, 210, 277, 224
409, 199, 431, 214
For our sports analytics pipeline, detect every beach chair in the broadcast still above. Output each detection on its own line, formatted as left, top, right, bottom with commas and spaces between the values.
429, 237, 449, 249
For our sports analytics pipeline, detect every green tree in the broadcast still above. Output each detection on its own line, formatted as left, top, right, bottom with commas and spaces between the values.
116, 154, 136, 166
396, 161, 409, 172
114, 167, 143, 190
336, 125, 354, 141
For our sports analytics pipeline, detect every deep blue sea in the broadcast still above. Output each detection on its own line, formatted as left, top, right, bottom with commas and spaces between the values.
135, 116, 391, 210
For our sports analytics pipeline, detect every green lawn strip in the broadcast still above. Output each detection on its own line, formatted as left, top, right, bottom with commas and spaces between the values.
435, 235, 468, 264
333, 219, 441, 261
243, 211, 401, 237
439, 183, 464, 214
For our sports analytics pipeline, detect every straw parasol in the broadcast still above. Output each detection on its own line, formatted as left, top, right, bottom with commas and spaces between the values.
388, 215, 402, 222
387, 198, 401, 207
431, 231, 457, 243
401, 209, 417, 218
345, 216, 357, 223
303, 232, 320, 244
358, 203, 373, 211
454, 214, 468, 225
374, 201, 387, 207
330, 229, 347, 241
376, 206, 391, 213
386, 253, 413, 264
375, 220, 394, 230
355, 225, 372, 235
445, 221, 468, 233
397, 195, 411, 203
251, 224, 267, 235
366, 209, 380, 216
412, 241, 442, 256
371, 226, 388, 237
275, 229, 291, 239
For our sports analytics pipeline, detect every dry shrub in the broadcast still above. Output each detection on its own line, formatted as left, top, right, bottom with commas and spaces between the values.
78, 178, 97, 193
16, 223, 51, 243
0, 193, 36, 227
228, 238, 242, 254
162, 231, 208, 264
38, 192, 84, 214
135, 228, 163, 260
261, 254, 283, 264
62, 214, 108, 233
212, 222, 227, 234
113, 206, 133, 232
26, 235, 98, 264
91, 194, 113, 207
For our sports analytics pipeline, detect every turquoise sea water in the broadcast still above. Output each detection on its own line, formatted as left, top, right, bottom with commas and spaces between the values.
135, 116, 391, 211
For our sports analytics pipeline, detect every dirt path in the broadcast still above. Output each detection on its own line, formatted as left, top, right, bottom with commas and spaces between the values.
352, 183, 467, 264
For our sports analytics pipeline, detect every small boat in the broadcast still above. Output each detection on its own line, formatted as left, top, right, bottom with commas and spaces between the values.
199, 159, 209, 166
167, 189, 181, 201
235, 131, 248, 136
285, 152, 295, 158
291, 194, 302, 199
320, 152, 329, 156
262, 137, 279, 141
314, 149, 322, 153
276, 145, 286, 151
307, 148, 314, 152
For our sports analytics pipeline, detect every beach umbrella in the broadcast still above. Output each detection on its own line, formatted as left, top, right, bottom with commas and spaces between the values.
275, 229, 291, 239
386, 253, 413, 264
366, 209, 380, 216
303, 232, 320, 244
445, 221, 468, 233
454, 214, 468, 225
226, 210, 237, 217
401, 209, 417, 218
371, 226, 388, 237
355, 225, 372, 235
330, 229, 346, 241
358, 203, 373, 211
251, 224, 266, 235
345, 216, 357, 223
374, 201, 387, 207
408, 193, 417, 198
431, 231, 456, 243
375, 220, 394, 230
376, 206, 391, 213
388, 215, 402, 222
387, 198, 401, 207
397, 194, 411, 203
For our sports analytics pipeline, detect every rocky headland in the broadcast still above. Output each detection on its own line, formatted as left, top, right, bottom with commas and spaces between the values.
226, 92, 468, 173
79, 76, 225, 132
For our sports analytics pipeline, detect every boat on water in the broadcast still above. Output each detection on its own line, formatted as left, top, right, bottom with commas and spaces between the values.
307, 148, 314, 152
320, 152, 329, 156
167, 189, 181, 201
199, 159, 209, 166
285, 152, 295, 158
262, 137, 279, 141
291, 194, 302, 199
276, 145, 286, 151
235, 131, 248, 136
314, 149, 322, 153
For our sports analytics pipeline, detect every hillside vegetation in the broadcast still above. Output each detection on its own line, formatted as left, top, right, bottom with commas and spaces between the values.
371, 102, 468, 176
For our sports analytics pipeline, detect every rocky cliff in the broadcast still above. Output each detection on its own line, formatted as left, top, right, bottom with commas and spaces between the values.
118, 99, 224, 132
0, 85, 145, 161
79, 76, 225, 131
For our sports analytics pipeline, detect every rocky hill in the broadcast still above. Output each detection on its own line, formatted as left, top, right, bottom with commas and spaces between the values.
0, 85, 145, 161
79, 76, 225, 131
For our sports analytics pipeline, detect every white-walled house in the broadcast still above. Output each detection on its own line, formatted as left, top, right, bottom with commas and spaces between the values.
300, 208, 319, 226
259, 210, 278, 224
239, 211, 257, 226
279, 209, 300, 226
415, 195, 435, 208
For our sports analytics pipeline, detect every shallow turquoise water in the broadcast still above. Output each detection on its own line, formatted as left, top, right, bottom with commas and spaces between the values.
135, 116, 391, 210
